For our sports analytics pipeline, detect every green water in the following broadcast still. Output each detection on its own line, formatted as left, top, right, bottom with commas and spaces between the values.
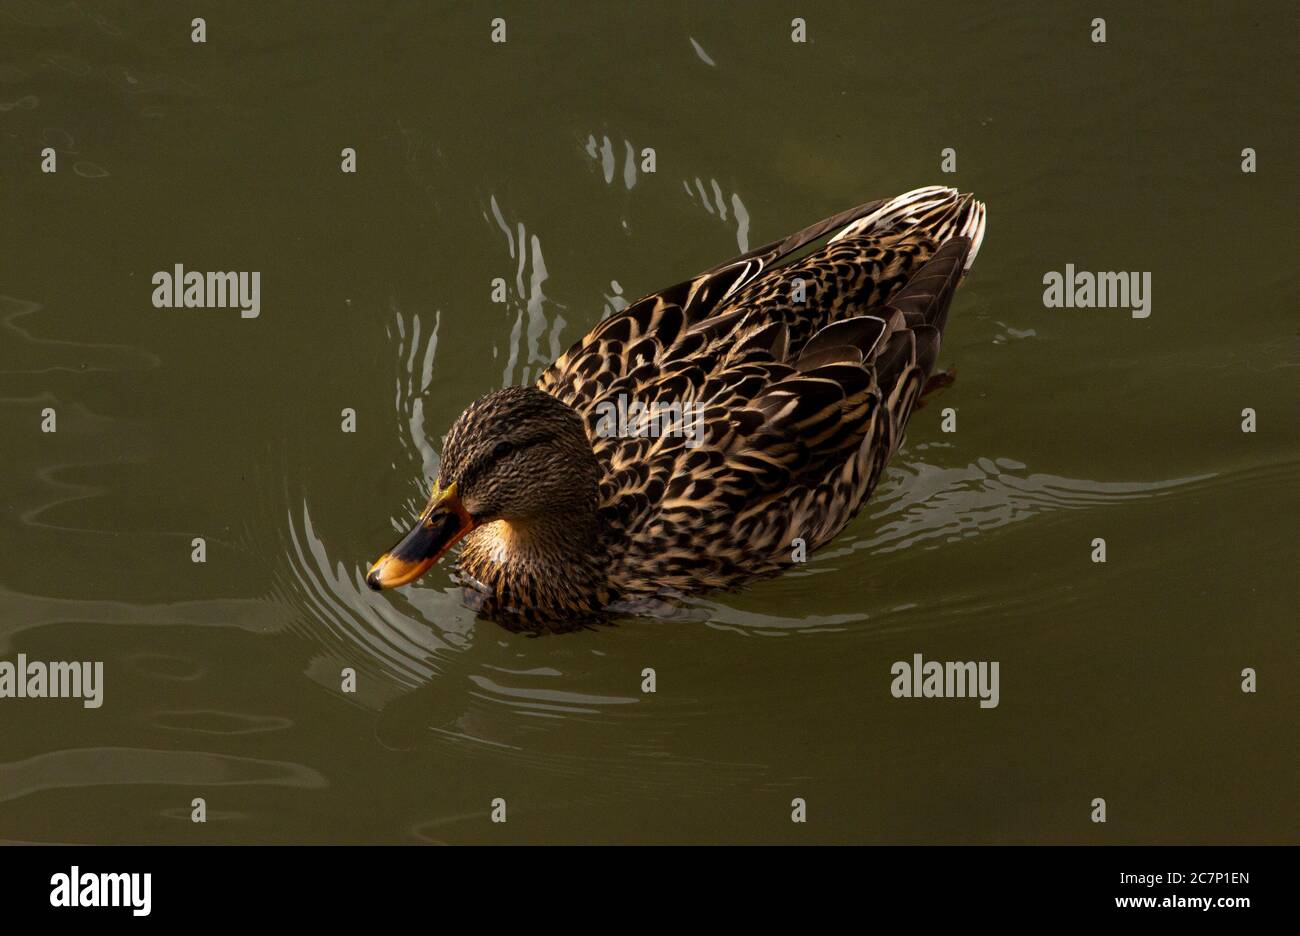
1, 1, 1296, 843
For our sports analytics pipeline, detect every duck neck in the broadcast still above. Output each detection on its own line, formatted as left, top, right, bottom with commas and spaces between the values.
458, 499, 608, 619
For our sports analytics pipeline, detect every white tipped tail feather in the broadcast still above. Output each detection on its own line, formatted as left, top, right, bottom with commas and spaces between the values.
830, 185, 986, 273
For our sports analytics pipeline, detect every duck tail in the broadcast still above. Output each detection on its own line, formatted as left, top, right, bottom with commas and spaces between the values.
829, 185, 987, 273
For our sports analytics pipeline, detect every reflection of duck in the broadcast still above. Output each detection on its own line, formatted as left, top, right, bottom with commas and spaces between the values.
368, 186, 986, 628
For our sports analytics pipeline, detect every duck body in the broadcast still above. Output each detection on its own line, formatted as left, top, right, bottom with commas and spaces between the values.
368, 186, 986, 628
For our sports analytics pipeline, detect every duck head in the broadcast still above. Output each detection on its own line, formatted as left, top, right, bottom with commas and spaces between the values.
365, 386, 600, 590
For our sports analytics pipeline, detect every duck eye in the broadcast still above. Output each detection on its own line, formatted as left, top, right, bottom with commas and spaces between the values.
491, 440, 514, 460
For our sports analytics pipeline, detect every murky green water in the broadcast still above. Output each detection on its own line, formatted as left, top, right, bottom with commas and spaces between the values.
2, 2, 1296, 843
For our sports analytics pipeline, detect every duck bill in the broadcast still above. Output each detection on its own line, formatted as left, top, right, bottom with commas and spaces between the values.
366, 483, 475, 590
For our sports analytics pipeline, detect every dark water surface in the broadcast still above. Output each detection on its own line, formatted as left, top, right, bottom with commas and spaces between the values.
1, 2, 1296, 843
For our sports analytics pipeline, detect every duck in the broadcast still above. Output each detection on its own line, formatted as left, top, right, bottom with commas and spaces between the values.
366, 185, 986, 629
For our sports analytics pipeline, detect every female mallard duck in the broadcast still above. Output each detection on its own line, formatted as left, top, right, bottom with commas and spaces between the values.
367, 185, 986, 628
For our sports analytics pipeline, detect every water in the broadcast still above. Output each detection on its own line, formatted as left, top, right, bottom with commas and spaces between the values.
1, 1, 1296, 843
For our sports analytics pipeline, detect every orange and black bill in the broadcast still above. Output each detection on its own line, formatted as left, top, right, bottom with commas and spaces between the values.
366, 482, 475, 590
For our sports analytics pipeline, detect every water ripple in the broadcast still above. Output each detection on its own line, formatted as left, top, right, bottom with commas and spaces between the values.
851, 456, 1216, 557
0, 747, 326, 805
485, 194, 562, 386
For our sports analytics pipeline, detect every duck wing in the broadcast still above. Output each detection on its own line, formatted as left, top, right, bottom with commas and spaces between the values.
603, 233, 981, 592
577, 188, 987, 592
535, 194, 897, 418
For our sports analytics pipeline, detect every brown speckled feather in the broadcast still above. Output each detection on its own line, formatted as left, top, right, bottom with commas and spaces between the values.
531, 186, 988, 599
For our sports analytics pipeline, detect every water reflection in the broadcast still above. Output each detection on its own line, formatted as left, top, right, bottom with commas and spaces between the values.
386, 301, 441, 480
486, 194, 564, 386
0, 747, 325, 806
682, 177, 751, 252
854, 454, 1216, 556
0, 294, 159, 375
